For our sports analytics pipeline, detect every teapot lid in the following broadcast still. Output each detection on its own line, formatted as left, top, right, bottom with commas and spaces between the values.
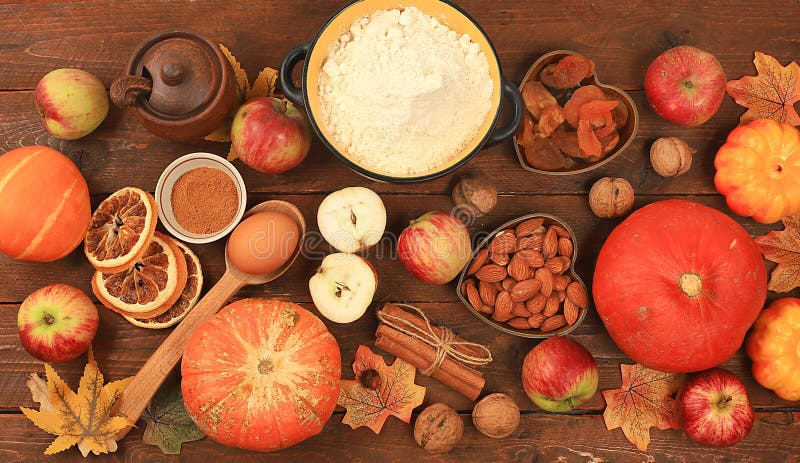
128, 31, 225, 117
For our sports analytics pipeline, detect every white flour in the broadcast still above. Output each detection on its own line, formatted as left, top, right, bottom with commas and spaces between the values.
318, 7, 494, 176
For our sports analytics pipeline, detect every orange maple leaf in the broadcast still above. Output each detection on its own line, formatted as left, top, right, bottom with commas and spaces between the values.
338, 345, 426, 434
726, 52, 800, 126
754, 214, 800, 292
601, 363, 685, 451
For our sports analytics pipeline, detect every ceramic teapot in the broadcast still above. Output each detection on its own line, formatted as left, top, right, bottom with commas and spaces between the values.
110, 31, 236, 142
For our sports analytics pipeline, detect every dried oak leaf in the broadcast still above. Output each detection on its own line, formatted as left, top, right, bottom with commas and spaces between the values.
141, 378, 205, 455
726, 52, 800, 126
602, 363, 686, 451
754, 214, 800, 292
20, 350, 134, 456
338, 345, 426, 434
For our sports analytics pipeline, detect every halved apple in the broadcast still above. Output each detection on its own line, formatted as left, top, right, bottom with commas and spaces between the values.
309, 253, 378, 324
317, 187, 386, 253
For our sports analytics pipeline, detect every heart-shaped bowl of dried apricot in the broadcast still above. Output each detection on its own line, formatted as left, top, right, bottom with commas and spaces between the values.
456, 214, 590, 338
514, 50, 639, 174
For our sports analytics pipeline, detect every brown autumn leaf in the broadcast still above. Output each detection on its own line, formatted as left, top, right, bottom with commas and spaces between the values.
338, 345, 426, 434
20, 350, 134, 456
602, 363, 686, 451
727, 52, 800, 126
247, 67, 278, 100
754, 214, 800, 292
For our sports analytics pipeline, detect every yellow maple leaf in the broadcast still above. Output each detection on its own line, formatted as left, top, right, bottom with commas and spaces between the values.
338, 345, 426, 434
247, 67, 278, 100
204, 44, 250, 143
20, 349, 134, 457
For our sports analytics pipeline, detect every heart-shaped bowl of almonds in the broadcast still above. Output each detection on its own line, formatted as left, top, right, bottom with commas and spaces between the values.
457, 214, 590, 338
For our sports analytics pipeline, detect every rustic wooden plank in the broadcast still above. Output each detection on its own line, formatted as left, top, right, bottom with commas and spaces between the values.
1, 300, 795, 412
0, 1, 798, 91
0, 411, 797, 462
0, 193, 792, 304
0, 88, 765, 196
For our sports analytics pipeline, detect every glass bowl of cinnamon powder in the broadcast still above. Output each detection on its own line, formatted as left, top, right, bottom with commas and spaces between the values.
156, 152, 247, 244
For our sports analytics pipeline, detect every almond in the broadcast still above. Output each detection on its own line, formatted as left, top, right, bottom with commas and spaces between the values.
527, 313, 546, 328
534, 267, 554, 297
526, 293, 547, 314
515, 234, 544, 252
507, 317, 532, 330
564, 298, 580, 325
493, 291, 514, 322
502, 277, 516, 291
466, 249, 489, 275
544, 256, 571, 274
543, 227, 558, 259
550, 224, 571, 238
479, 280, 497, 306
477, 304, 494, 314
556, 290, 566, 302
465, 281, 482, 310
566, 282, 588, 308
493, 281, 505, 292
515, 217, 545, 237
557, 237, 574, 257
508, 254, 531, 281
490, 253, 510, 266
516, 249, 545, 268
512, 301, 531, 317
476, 264, 507, 282
553, 274, 571, 292
540, 315, 566, 332
543, 294, 560, 317
488, 230, 516, 255
510, 278, 541, 302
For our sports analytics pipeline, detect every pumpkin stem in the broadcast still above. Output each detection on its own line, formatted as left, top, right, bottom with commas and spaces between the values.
258, 358, 274, 375
678, 272, 703, 298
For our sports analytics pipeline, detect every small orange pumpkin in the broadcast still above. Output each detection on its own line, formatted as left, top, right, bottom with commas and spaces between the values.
714, 118, 800, 224
746, 298, 800, 401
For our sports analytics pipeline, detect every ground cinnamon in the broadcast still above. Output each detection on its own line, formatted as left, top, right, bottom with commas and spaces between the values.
171, 167, 238, 234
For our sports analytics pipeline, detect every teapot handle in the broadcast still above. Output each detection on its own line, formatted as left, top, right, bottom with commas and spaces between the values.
110, 76, 153, 108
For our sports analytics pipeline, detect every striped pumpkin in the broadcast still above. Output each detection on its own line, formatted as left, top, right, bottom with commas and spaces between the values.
0, 146, 90, 262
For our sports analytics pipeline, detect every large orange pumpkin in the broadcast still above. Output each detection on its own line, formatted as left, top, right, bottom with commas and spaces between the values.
0, 145, 90, 261
593, 200, 767, 373
181, 299, 341, 451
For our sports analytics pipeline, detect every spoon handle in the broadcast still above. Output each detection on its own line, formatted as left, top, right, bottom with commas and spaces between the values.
111, 270, 244, 439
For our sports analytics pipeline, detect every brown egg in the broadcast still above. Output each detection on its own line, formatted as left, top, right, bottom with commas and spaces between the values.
227, 212, 300, 275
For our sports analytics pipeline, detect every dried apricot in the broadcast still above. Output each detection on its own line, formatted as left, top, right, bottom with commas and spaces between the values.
603, 91, 630, 128
552, 125, 583, 158
578, 100, 618, 129
524, 138, 575, 171
553, 55, 595, 88
577, 120, 602, 158
534, 105, 566, 138
564, 85, 606, 127
517, 112, 536, 146
600, 129, 620, 155
538, 64, 559, 88
522, 80, 557, 119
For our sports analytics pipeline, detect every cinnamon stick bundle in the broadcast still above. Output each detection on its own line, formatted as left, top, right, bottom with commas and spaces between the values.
375, 303, 490, 401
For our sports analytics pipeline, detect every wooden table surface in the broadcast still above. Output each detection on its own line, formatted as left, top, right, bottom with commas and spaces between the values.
1, 1, 799, 462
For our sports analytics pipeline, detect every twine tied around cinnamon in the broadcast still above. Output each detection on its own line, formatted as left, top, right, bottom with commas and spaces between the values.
376, 303, 493, 376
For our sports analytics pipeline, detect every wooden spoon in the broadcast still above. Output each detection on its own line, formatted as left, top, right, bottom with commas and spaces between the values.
111, 200, 306, 439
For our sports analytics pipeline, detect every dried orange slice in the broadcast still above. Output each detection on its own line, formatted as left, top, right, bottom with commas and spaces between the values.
92, 232, 187, 318
84, 187, 157, 273
124, 240, 203, 329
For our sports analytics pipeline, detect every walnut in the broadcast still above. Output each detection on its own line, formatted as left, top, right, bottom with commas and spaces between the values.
472, 393, 520, 439
650, 137, 695, 177
589, 177, 634, 218
451, 174, 497, 218
413, 403, 463, 453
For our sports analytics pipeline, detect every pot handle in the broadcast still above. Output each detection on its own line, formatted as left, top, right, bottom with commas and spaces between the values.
279, 41, 311, 107
484, 76, 524, 147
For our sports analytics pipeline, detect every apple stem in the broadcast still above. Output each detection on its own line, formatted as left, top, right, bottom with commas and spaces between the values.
44, 313, 55, 325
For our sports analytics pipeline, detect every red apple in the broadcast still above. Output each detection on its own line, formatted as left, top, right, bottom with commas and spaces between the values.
398, 211, 471, 285
679, 368, 754, 447
644, 45, 726, 126
522, 337, 598, 412
230, 96, 312, 174
17, 284, 98, 363
35, 68, 109, 140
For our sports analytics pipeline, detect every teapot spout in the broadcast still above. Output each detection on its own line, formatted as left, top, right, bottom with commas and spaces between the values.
110, 76, 152, 108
